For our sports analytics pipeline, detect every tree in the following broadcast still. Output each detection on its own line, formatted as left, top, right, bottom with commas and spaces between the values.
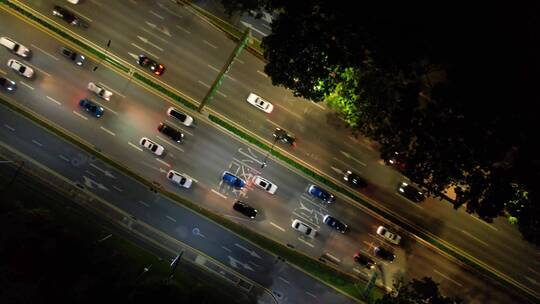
219, 0, 540, 244
376, 277, 462, 304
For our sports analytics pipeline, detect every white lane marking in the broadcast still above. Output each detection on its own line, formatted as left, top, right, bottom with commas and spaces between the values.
434, 269, 463, 287
99, 103, 118, 115
137, 35, 164, 51
20, 81, 34, 90
239, 21, 267, 36
197, 80, 226, 97
98, 82, 125, 98
165, 121, 193, 136
31, 139, 43, 147
149, 10, 164, 19
166, 215, 177, 222
155, 135, 184, 152
69, 8, 93, 22
469, 214, 499, 231
31, 44, 59, 60
157, 2, 184, 19
46, 96, 62, 105
131, 43, 160, 59
270, 222, 285, 232
262, 23, 271, 30
85, 170, 96, 177
4, 124, 15, 131
238, 149, 264, 165
211, 189, 227, 199
155, 158, 171, 167
265, 119, 286, 130
90, 0, 103, 6
112, 185, 123, 192
257, 70, 268, 77
297, 237, 315, 248
528, 267, 540, 277
207, 64, 237, 81
140, 27, 169, 43
460, 230, 489, 247
221, 246, 232, 252
100, 126, 116, 136
525, 276, 540, 287
311, 100, 325, 110
128, 141, 143, 151
0, 69, 6, 75
203, 40, 217, 49
340, 150, 367, 167
279, 277, 290, 284
58, 154, 70, 162
325, 253, 341, 263
138, 200, 150, 207
235, 58, 244, 64
175, 25, 191, 34
353, 268, 363, 274
275, 103, 303, 119
305, 291, 317, 298
24, 62, 51, 77
72, 111, 88, 120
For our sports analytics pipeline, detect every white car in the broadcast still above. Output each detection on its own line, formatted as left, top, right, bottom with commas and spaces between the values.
292, 219, 317, 238
0, 37, 31, 58
166, 170, 193, 188
7, 59, 34, 78
253, 176, 278, 194
167, 107, 193, 127
376, 226, 401, 245
87, 82, 113, 101
139, 137, 164, 156
67, 0, 80, 3
246, 93, 274, 113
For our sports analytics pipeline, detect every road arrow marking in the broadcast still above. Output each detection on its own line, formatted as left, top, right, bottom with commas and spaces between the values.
82, 176, 109, 191
90, 163, 116, 178
137, 36, 163, 51
340, 150, 366, 167
234, 243, 261, 259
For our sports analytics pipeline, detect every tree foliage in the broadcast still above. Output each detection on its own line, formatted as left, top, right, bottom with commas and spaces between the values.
376, 277, 462, 304
220, 0, 540, 244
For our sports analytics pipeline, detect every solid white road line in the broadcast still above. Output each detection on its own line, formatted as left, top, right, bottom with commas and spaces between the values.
112, 185, 123, 192
4, 124, 15, 131
166, 215, 177, 222
72, 111, 88, 120
203, 40, 217, 49
305, 291, 317, 298
270, 222, 285, 232
155, 158, 170, 167
131, 43, 159, 59
128, 141, 143, 151
149, 10, 164, 19
20, 81, 34, 90
257, 70, 268, 78
100, 126, 116, 136
31, 139, 43, 147
211, 189, 227, 199
434, 269, 463, 287
46, 96, 62, 105
175, 25, 191, 34
297, 237, 315, 248
58, 154, 70, 162
279, 277, 290, 284
31, 44, 59, 60
138, 200, 149, 207
221, 246, 232, 252
461, 230, 489, 247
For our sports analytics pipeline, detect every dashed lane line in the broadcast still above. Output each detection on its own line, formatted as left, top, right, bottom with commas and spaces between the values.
155, 158, 171, 167
46, 96, 62, 105
270, 222, 285, 232
72, 111, 88, 120
166, 215, 177, 222
112, 185, 123, 192
58, 154, 70, 162
235, 58, 244, 64
203, 40, 217, 49
128, 141, 143, 152
138, 200, 150, 207
149, 10, 164, 19
279, 277, 290, 284
31, 44, 59, 60
156, 135, 184, 152
100, 126, 116, 136
297, 237, 315, 248
31, 139, 43, 147
257, 70, 268, 78
131, 43, 159, 59
434, 269, 463, 287
20, 81, 34, 90
4, 124, 15, 131
175, 25, 191, 34
305, 291, 317, 298
461, 230, 489, 247
221, 246, 232, 252
207, 64, 236, 81
211, 189, 227, 199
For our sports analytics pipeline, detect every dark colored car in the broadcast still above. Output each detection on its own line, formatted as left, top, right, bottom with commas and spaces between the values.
374, 246, 395, 262
222, 171, 246, 189
233, 201, 258, 219
60, 46, 85, 66
385, 151, 407, 171
79, 98, 104, 118
273, 128, 296, 147
52, 6, 84, 27
397, 182, 425, 203
323, 215, 348, 233
157, 122, 184, 143
308, 184, 335, 203
343, 170, 368, 188
0, 76, 16, 92
167, 107, 193, 126
353, 252, 376, 269
137, 54, 165, 76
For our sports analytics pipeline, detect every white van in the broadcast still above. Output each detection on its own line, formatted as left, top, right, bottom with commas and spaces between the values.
0, 37, 31, 58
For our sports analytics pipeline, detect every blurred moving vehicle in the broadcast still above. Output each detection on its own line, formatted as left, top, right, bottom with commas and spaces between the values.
291, 219, 317, 238
253, 176, 278, 194
7, 59, 34, 78
166, 170, 193, 188
273, 128, 296, 147
0, 76, 16, 92
60, 46, 85, 66
323, 215, 348, 233
397, 182, 425, 203
307, 184, 335, 203
343, 170, 368, 188
376, 226, 401, 245
52, 5, 85, 27
233, 201, 258, 219
374, 246, 395, 262
353, 252, 376, 269
167, 107, 193, 126
87, 82, 113, 101
246, 93, 273, 113
0, 37, 31, 58
137, 54, 165, 76
79, 98, 104, 118
222, 171, 246, 189
157, 122, 184, 143
139, 137, 164, 156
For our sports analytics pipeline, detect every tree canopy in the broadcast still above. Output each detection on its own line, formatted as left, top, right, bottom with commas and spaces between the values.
375, 277, 462, 304
222, 0, 540, 244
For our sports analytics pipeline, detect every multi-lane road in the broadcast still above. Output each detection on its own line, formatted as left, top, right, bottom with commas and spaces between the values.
1, 0, 538, 303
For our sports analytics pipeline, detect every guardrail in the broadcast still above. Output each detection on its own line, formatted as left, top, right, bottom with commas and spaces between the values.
2, 0, 537, 303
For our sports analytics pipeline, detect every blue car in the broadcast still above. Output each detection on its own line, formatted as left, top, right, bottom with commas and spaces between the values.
222, 171, 246, 189
308, 184, 335, 203
79, 98, 104, 118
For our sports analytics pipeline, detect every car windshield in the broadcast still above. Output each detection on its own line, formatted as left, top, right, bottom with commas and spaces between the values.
180, 177, 186, 184
173, 111, 186, 121
150, 145, 157, 152
259, 181, 267, 187
19, 66, 26, 73
305, 227, 312, 234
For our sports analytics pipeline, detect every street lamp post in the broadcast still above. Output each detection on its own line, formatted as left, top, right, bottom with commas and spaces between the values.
93, 39, 111, 71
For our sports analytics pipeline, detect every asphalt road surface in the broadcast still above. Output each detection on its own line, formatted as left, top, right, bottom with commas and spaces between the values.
1, 1, 538, 303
